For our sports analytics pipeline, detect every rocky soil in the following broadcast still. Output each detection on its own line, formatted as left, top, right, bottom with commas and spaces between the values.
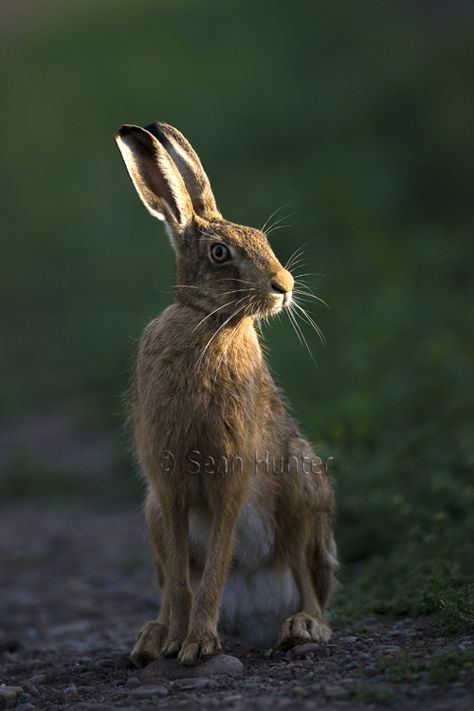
0, 505, 473, 710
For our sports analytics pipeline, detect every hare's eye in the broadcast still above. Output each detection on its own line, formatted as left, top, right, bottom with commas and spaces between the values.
210, 243, 231, 264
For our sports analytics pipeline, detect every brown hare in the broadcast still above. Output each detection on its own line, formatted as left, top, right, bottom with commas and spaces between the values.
114, 121, 337, 667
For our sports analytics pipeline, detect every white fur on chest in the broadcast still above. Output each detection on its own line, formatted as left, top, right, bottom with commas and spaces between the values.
188, 494, 300, 647
189, 498, 275, 570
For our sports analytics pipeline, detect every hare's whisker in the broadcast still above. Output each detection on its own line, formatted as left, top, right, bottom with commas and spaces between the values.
264, 209, 297, 236
220, 288, 256, 296
287, 306, 311, 357
287, 255, 305, 271
293, 272, 326, 279
195, 300, 249, 371
260, 203, 291, 233
192, 299, 237, 333
292, 300, 326, 346
293, 290, 329, 309
288, 306, 317, 363
265, 223, 293, 237
285, 245, 305, 270
216, 278, 255, 286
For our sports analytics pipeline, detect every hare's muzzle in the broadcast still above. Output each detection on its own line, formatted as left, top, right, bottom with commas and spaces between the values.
271, 270, 294, 308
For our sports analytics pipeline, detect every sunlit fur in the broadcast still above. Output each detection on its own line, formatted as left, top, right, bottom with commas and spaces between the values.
114, 121, 338, 666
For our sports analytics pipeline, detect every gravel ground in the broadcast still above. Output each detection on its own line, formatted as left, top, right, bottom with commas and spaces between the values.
0, 505, 473, 710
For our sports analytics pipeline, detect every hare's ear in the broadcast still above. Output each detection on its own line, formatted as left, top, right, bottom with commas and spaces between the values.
114, 124, 194, 232
145, 122, 221, 221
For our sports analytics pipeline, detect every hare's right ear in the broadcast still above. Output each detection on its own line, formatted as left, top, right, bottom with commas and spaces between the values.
145, 122, 221, 221
114, 125, 194, 234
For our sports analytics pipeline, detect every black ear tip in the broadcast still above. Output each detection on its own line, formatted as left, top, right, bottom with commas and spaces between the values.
145, 121, 169, 146
114, 124, 135, 140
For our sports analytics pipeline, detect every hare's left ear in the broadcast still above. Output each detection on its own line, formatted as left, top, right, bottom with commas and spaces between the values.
145, 122, 221, 221
114, 124, 194, 233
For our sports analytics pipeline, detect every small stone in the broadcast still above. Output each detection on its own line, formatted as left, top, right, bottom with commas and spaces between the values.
17, 694, 31, 703
338, 635, 358, 644
64, 684, 79, 696
375, 645, 400, 655
194, 677, 218, 690
130, 684, 169, 698
125, 677, 141, 689
174, 678, 197, 691
287, 643, 327, 658
0, 686, 23, 710
27, 675, 46, 686
141, 653, 244, 680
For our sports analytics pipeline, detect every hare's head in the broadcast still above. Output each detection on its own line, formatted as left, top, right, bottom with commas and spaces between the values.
115, 122, 293, 321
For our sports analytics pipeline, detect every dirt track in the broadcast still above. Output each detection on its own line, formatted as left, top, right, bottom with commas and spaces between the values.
0, 505, 473, 709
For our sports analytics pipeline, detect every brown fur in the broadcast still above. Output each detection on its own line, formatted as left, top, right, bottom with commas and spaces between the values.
114, 122, 337, 666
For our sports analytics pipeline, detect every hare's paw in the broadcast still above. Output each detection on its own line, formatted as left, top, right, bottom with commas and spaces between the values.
161, 635, 186, 658
278, 612, 332, 650
178, 630, 222, 666
130, 621, 168, 667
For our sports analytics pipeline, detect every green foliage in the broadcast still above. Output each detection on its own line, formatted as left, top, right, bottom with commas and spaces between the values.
379, 647, 474, 684
1, 1, 473, 627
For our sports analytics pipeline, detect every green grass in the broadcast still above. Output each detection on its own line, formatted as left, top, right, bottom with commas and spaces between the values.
1, 0, 473, 628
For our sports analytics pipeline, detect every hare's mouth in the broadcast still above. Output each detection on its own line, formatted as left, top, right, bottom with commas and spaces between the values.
254, 290, 292, 318
271, 289, 292, 311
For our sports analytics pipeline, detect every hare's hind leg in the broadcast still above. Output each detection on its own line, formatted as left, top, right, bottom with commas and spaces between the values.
130, 493, 170, 666
279, 521, 337, 650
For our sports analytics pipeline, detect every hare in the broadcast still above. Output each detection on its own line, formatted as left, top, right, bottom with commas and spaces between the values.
114, 121, 337, 667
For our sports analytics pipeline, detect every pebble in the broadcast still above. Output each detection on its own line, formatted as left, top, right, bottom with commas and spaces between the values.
0, 685, 23, 709
195, 677, 218, 690
130, 684, 169, 698
27, 675, 46, 686
141, 654, 244, 680
287, 643, 328, 658
375, 645, 400, 655
338, 636, 358, 644
64, 684, 79, 696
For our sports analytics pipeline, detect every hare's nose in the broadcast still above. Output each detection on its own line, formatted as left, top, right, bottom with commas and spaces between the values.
271, 269, 294, 306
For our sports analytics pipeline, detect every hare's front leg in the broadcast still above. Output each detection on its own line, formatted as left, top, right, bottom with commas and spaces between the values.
130, 494, 172, 665
134, 487, 193, 659
158, 491, 194, 658
178, 496, 242, 666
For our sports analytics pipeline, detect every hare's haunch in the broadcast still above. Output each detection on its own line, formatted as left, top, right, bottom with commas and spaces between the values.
114, 121, 337, 667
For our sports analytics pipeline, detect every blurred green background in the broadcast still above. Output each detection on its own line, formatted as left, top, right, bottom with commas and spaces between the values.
1, 0, 473, 627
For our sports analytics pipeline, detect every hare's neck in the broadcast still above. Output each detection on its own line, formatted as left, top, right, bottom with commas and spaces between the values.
194, 313, 263, 378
